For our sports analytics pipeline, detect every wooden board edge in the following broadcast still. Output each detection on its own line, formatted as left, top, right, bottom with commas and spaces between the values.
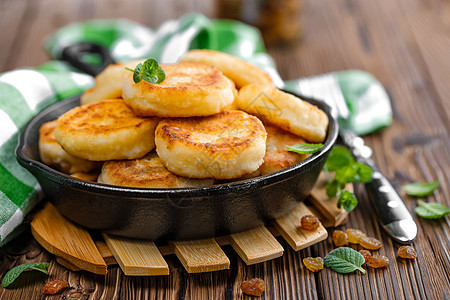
170, 240, 230, 273
31, 226, 107, 275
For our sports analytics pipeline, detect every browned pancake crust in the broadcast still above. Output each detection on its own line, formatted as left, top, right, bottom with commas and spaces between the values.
155, 110, 267, 179
39, 120, 102, 173
179, 49, 274, 88
157, 110, 265, 157
260, 123, 310, 175
71, 172, 100, 182
99, 154, 213, 188
39, 120, 57, 144
54, 99, 158, 161
122, 63, 235, 117
57, 99, 151, 134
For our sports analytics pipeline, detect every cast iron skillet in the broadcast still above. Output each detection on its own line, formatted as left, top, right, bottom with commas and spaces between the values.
15, 44, 338, 240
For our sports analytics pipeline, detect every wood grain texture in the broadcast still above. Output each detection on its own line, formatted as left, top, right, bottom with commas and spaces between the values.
95, 240, 117, 265
30, 202, 107, 275
0, 0, 449, 298
170, 239, 230, 273
103, 234, 169, 276
273, 202, 328, 251
229, 226, 284, 265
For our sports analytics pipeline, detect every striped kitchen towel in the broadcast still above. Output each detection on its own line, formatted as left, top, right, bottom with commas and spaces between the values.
0, 13, 391, 246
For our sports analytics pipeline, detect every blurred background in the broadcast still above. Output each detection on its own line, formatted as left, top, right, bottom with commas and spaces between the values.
0, 0, 446, 92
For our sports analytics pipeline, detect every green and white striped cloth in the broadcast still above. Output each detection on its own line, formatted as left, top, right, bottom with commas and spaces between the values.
0, 13, 392, 246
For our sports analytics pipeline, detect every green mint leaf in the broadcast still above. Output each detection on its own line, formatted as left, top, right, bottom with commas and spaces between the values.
326, 179, 342, 198
402, 180, 440, 197
125, 59, 166, 84
325, 145, 354, 171
335, 164, 358, 184
132, 63, 143, 83
354, 162, 373, 183
286, 143, 323, 154
337, 190, 358, 212
2, 262, 50, 288
324, 247, 366, 274
323, 145, 373, 212
415, 200, 450, 219
141, 59, 166, 83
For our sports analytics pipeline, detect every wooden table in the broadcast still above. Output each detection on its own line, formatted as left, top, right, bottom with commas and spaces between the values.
0, 0, 449, 299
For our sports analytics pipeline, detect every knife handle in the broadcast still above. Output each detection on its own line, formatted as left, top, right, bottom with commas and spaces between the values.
364, 162, 417, 243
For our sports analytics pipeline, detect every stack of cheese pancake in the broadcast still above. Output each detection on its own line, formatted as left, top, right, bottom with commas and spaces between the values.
39, 50, 329, 189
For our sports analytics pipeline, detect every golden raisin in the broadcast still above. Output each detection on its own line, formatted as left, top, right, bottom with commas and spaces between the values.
301, 215, 320, 231
359, 250, 371, 265
240, 278, 265, 297
345, 228, 367, 244
398, 245, 417, 259
42, 279, 69, 295
332, 230, 349, 247
367, 255, 389, 268
303, 257, 324, 272
359, 236, 382, 250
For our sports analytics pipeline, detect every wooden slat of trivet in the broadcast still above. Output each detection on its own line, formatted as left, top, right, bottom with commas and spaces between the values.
309, 171, 351, 227
56, 241, 117, 272
30, 202, 107, 275
103, 234, 169, 276
95, 240, 117, 265
170, 238, 230, 273
229, 226, 284, 265
306, 204, 347, 228
56, 257, 82, 271
272, 202, 328, 251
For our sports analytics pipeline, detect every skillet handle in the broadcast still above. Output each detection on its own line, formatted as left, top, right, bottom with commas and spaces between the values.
61, 43, 116, 76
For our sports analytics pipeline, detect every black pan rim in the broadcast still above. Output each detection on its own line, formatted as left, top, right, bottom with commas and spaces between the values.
15, 92, 338, 199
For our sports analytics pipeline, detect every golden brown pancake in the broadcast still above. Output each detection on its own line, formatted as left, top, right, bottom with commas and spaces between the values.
54, 99, 158, 161
71, 171, 101, 182
98, 153, 214, 188
81, 60, 144, 105
260, 123, 310, 175
179, 49, 274, 88
155, 110, 267, 179
39, 120, 102, 173
237, 84, 329, 143
122, 62, 235, 117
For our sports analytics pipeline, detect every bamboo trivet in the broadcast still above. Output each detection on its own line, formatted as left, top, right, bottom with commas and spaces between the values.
32, 177, 345, 276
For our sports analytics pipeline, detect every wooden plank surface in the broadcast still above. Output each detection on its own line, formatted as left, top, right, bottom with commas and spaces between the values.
170, 239, 230, 273
103, 234, 169, 276
29, 202, 107, 275
228, 226, 284, 265
273, 202, 328, 251
0, 0, 449, 299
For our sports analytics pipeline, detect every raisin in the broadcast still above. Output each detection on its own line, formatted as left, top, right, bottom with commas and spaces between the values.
398, 245, 417, 259
42, 279, 69, 295
303, 257, 324, 272
332, 230, 349, 247
301, 215, 319, 231
240, 278, 265, 296
367, 255, 389, 268
359, 250, 371, 265
345, 228, 367, 244
359, 236, 382, 250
